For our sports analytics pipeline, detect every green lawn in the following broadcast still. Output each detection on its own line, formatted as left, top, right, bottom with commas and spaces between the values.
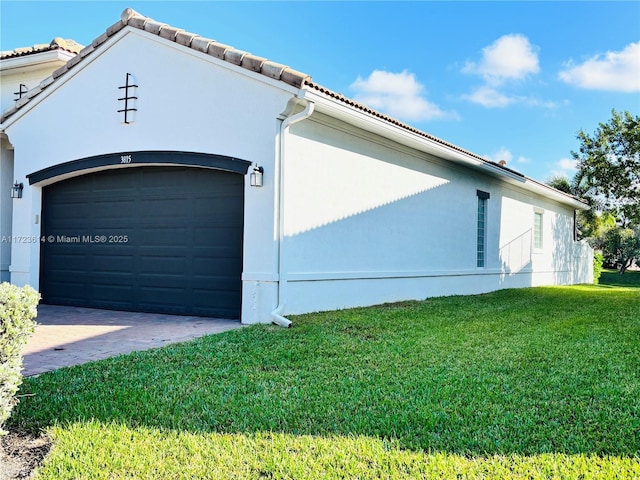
10, 280, 640, 479
600, 268, 640, 287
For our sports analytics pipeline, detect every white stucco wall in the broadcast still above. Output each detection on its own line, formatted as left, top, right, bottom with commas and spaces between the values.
3, 28, 296, 322
280, 114, 592, 314
2, 66, 56, 113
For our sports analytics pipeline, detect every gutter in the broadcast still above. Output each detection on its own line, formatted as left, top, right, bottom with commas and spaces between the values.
271, 99, 315, 327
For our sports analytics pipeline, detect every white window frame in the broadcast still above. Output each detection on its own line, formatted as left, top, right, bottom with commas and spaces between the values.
533, 208, 544, 251
477, 191, 490, 268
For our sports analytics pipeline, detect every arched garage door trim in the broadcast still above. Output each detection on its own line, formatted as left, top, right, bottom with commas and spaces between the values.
28, 151, 252, 185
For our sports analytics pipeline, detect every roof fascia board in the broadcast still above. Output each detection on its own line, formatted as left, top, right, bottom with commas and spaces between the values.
0, 50, 76, 73
301, 88, 587, 210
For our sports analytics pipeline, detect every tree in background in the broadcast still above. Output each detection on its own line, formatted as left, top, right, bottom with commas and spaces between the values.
573, 109, 640, 227
602, 226, 640, 274
547, 175, 573, 195
546, 175, 616, 246
548, 110, 640, 273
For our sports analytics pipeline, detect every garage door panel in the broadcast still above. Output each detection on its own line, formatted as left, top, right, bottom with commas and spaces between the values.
137, 198, 191, 218
140, 228, 189, 246
91, 283, 134, 301
41, 165, 243, 318
138, 289, 190, 312
90, 255, 135, 273
93, 200, 133, 219
46, 251, 90, 268
193, 290, 240, 309
45, 276, 88, 293
138, 255, 186, 274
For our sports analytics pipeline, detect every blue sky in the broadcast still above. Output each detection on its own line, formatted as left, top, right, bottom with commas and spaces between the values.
2, 1, 639, 183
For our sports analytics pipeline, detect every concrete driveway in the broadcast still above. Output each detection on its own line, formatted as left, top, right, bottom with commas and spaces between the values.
21, 305, 243, 376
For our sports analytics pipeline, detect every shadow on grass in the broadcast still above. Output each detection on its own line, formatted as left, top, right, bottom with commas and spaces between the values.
599, 269, 640, 288
10, 286, 640, 460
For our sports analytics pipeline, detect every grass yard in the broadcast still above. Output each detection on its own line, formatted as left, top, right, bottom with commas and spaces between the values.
9, 279, 640, 479
600, 268, 640, 287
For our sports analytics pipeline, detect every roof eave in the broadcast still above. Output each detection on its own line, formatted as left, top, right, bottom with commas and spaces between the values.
300, 87, 588, 210
0, 49, 77, 74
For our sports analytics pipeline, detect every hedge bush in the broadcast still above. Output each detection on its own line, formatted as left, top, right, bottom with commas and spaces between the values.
593, 252, 604, 284
0, 283, 40, 436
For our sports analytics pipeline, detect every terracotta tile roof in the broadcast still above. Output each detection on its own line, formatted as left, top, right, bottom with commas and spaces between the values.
0, 8, 310, 123
0, 37, 83, 59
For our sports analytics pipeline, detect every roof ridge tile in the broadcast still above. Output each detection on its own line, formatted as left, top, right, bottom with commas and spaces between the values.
242, 54, 267, 73
224, 49, 247, 66
65, 52, 83, 70
79, 44, 95, 58
39, 76, 55, 90
91, 32, 110, 49
175, 31, 198, 47
142, 19, 165, 35
190, 37, 211, 54
207, 42, 231, 60
51, 65, 67, 79
106, 19, 126, 38
158, 25, 183, 41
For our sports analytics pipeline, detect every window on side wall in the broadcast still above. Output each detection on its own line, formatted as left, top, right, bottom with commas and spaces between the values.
533, 209, 544, 249
477, 190, 490, 268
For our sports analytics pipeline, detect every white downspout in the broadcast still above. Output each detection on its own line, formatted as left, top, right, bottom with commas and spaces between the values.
271, 100, 315, 327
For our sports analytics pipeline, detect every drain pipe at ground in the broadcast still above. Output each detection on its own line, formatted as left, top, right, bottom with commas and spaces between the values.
271, 100, 315, 328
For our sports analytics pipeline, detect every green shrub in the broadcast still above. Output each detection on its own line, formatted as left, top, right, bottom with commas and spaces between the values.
593, 251, 604, 284
0, 283, 40, 436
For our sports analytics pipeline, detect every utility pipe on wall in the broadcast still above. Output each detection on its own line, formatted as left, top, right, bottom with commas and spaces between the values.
271, 100, 315, 328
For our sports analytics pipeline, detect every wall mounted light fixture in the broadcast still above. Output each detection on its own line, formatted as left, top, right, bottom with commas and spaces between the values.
250, 166, 264, 187
11, 182, 23, 199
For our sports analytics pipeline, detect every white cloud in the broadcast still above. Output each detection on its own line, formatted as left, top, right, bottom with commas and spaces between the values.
462, 86, 517, 108
463, 34, 540, 85
559, 42, 640, 92
485, 148, 530, 167
460, 34, 555, 109
550, 157, 579, 178
350, 70, 456, 122
462, 86, 559, 110
558, 158, 578, 171
524, 98, 561, 109
489, 147, 513, 163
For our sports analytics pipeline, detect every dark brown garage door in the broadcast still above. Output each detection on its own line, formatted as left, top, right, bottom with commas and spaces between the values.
40, 166, 243, 318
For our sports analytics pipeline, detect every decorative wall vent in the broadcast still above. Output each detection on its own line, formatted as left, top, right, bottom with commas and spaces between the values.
117, 73, 138, 124
14, 84, 27, 101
